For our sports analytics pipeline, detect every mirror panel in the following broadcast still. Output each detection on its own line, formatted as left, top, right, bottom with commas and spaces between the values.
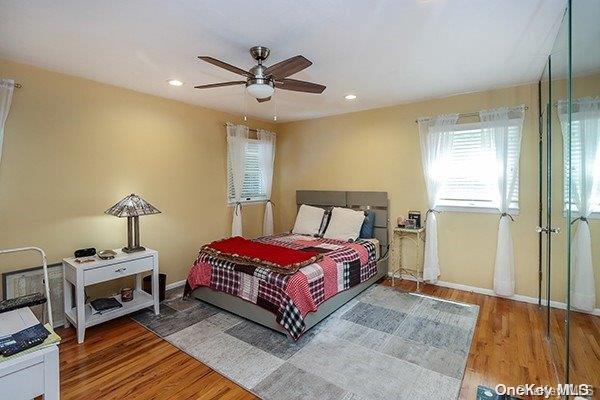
568, 0, 600, 390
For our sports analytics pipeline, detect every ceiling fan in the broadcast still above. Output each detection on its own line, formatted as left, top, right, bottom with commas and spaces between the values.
194, 46, 326, 103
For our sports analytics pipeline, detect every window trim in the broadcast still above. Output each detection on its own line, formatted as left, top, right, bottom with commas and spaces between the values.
227, 198, 268, 206
437, 202, 520, 215
562, 208, 600, 220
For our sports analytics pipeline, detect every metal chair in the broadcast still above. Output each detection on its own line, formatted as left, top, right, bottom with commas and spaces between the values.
0, 247, 53, 327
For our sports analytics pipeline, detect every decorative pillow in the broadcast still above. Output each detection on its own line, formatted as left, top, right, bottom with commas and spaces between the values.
359, 210, 376, 239
292, 204, 326, 236
323, 207, 366, 241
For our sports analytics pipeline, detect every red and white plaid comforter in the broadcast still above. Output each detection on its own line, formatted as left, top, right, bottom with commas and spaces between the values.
186, 233, 378, 339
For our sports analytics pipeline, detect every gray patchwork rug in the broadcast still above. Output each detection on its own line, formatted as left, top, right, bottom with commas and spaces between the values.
132, 284, 478, 400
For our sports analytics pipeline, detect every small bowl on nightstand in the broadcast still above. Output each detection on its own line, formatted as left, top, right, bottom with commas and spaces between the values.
97, 250, 117, 260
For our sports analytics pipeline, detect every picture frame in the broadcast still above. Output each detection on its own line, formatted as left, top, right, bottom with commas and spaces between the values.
405, 219, 417, 229
2, 262, 65, 327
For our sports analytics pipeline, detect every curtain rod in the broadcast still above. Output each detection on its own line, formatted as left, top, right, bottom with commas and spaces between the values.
223, 123, 258, 133
414, 106, 529, 123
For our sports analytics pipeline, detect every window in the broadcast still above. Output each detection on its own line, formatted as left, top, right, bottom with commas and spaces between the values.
563, 118, 600, 215
436, 121, 521, 212
227, 139, 267, 203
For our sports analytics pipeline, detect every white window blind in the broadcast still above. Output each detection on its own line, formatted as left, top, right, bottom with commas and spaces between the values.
437, 122, 520, 210
228, 139, 267, 203
564, 119, 600, 214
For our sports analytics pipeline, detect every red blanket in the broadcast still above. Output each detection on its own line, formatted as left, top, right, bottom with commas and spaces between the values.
200, 236, 321, 274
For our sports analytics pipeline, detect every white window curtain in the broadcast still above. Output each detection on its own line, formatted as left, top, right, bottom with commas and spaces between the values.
559, 97, 599, 311
0, 79, 15, 166
418, 114, 458, 282
226, 123, 249, 237
257, 129, 276, 235
480, 106, 525, 297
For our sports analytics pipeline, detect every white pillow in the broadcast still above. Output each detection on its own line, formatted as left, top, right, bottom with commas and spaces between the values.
323, 207, 366, 241
292, 205, 326, 236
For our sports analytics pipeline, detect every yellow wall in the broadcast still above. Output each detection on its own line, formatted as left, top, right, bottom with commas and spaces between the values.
273, 83, 554, 302
0, 59, 275, 297
2, 57, 597, 309
274, 77, 600, 308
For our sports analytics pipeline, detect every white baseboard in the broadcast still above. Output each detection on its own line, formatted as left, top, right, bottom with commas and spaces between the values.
166, 279, 186, 290
388, 272, 600, 317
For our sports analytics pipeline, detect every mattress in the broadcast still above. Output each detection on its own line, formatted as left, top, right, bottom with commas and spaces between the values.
186, 233, 379, 339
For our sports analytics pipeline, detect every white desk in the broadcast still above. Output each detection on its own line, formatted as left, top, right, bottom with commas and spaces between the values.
62, 248, 160, 343
0, 308, 60, 400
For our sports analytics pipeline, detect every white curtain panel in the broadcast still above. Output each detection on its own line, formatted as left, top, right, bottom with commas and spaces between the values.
226, 123, 249, 237
257, 129, 276, 235
418, 113, 458, 282
0, 79, 15, 166
559, 97, 599, 311
480, 106, 524, 297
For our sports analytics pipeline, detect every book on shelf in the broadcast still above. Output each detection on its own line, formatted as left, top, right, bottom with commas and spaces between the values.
89, 297, 123, 315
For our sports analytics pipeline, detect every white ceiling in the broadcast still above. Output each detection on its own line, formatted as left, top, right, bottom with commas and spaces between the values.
0, 0, 565, 122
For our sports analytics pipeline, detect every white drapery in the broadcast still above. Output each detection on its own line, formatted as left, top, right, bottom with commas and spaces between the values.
0, 79, 15, 167
559, 97, 599, 311
480, 106, 525, 297
257, 129, 276, 235
418, 114, 458, 282
226, 123, 249, 237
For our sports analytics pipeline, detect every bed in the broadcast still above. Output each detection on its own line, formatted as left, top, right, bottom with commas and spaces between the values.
186, 190, 389, 339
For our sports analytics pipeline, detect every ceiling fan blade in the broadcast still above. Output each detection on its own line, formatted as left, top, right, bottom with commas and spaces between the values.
275, 78, 326, 94
265, 55, 312, 78
198, 56, 252, 78
256, 96, 271, 103
194, 81, 246, 89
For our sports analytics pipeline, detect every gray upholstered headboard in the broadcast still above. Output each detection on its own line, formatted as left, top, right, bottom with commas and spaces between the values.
296, 190, 389, 251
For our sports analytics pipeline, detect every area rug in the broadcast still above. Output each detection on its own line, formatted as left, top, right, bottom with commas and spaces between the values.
132, 284, 479, 400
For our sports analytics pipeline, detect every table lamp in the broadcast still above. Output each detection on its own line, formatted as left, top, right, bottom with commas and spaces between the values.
105, 194, 161, 253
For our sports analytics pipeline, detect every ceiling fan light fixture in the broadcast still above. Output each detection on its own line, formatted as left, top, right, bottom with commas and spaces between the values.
246, 81, 274, 99
345, 94, 357, 100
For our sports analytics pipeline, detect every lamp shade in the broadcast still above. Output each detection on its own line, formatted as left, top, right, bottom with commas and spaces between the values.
105, 194, 161, 218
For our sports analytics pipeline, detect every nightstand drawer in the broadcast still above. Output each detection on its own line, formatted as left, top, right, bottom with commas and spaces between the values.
84, 256, 153, 285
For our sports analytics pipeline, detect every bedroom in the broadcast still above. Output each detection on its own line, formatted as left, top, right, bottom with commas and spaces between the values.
0, 1, 598, 399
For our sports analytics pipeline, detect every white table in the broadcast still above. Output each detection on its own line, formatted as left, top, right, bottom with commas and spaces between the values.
391, 227, 425, 290
0, 308, 59, 400
62, 248, 160, 343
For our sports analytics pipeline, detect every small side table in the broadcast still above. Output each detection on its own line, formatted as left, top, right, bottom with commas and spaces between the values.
63, 248, 160, 343
391, 227, 425, 290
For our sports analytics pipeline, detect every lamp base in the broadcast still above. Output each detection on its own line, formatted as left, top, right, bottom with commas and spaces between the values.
122, 246, 146, 253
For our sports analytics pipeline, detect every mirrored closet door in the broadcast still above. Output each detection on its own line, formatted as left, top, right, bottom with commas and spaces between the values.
540, 0, 599, 394
567, 0, 599, 391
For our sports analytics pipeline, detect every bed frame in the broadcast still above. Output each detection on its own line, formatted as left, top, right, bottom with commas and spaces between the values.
191, 190, 389, 338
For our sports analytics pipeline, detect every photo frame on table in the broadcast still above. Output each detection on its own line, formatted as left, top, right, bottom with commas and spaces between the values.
405, 219, 417, 229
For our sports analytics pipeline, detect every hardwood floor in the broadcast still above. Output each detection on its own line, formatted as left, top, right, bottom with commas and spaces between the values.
58, 317, 257, 400
55, 279, 598, 399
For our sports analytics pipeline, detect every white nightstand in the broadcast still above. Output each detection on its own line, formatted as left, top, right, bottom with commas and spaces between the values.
391, 227, 425, 290
62, 248, 160, 343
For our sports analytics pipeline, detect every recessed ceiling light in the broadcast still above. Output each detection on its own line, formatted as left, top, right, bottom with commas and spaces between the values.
168, 79, 184, 87
345, 94, 357, 100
